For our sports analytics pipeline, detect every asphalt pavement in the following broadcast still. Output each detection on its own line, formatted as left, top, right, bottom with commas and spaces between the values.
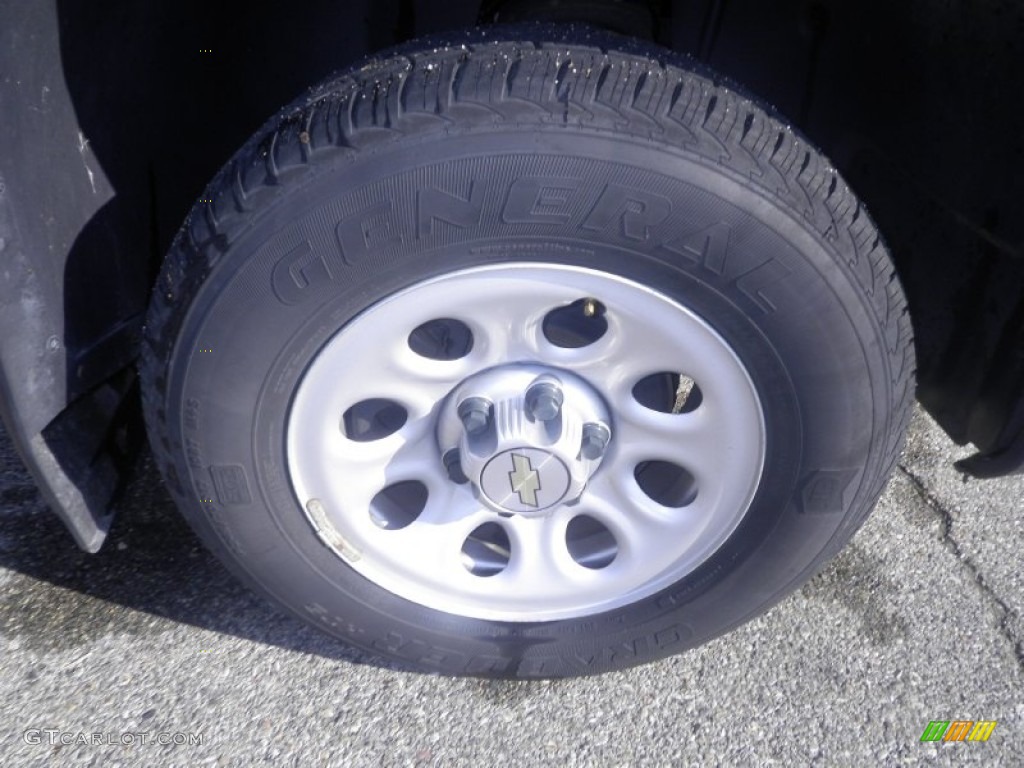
1, 406, 1021, 766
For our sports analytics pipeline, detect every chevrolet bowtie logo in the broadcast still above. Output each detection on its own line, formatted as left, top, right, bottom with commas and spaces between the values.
508, 453, 542, 507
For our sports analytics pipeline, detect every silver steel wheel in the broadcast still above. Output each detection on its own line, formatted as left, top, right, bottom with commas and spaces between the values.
287, 264, 765, 621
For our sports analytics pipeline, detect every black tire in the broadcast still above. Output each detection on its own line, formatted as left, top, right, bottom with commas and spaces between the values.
141, 27, 914, 678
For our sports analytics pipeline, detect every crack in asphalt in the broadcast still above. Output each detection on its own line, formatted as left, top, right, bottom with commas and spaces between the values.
897, 463, 1024, 674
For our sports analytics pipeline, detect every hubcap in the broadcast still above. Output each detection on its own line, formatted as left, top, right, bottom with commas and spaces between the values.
437, 365, 612, 516
286, 264, 765, 621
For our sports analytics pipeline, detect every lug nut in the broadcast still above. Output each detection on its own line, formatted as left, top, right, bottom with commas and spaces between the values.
443, 448, 468, 484
526, 381, 564, 422
457, 397, 491, 436
581, 422, 611, 460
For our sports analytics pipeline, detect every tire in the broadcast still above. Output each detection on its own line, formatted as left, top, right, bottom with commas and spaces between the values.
141, 26, 915, 678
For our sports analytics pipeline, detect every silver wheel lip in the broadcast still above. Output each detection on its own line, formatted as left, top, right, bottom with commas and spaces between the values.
286, 262, 766, 621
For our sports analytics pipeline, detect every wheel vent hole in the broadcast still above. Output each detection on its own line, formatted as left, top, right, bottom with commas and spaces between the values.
408, 318, 474, 360
342, 399, 407, 442
566, 515, 617, 569
633, 373, 702, 414
542, 298, 608, 348
461, 523, 511, 577
635, 461, 698, 507
369, 480, 427, 530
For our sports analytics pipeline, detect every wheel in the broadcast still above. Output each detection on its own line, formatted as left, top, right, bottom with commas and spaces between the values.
141, 27, 914, 678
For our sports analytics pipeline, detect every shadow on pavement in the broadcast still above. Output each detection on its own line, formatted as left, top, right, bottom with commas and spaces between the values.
0, 423, 395, 667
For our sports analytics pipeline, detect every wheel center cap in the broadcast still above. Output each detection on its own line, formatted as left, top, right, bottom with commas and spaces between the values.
437, 364, 612, 517
481, 447, 571, 513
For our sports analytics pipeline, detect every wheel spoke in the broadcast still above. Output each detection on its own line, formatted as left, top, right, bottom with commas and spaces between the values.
369, 516, 474, 585
581, 475, 698, 561
559, 330, 685, 396
611, 405, 721, 484
311, 413, 439, 506
501, 513, 584, 590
